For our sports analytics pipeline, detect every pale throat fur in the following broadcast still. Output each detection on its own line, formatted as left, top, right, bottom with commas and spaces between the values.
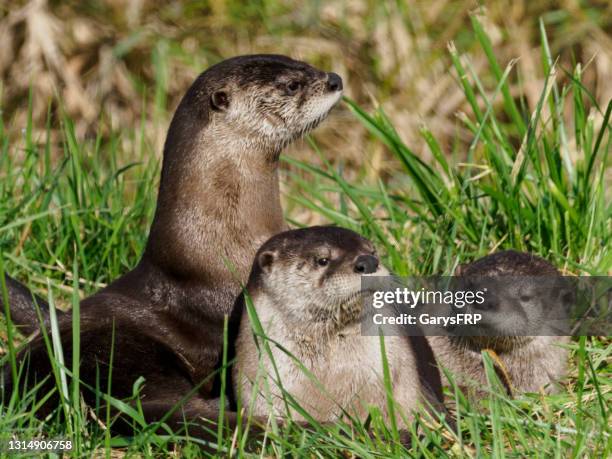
146, 119, 286, 288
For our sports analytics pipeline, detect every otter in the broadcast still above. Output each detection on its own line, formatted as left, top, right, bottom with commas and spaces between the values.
1, 276, 51, 334
231, 226, 443, 427
427, 250, 570, 398
2, 55, 343, 438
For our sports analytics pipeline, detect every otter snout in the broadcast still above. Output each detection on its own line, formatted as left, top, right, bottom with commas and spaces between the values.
354, 255, 378, 274
472, 295, 497, 311
326, 72, 343, 92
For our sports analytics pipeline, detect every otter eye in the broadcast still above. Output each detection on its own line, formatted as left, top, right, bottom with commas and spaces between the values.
316, 257, 329, 267
286, 81, 302, 95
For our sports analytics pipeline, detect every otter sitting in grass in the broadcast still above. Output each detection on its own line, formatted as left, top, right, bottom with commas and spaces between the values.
2, 55, 344, 438
231, 226, 444, 426
427, 250, 571, 398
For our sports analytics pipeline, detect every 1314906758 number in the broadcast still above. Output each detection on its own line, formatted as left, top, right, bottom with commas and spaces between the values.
3, 438, 73, 452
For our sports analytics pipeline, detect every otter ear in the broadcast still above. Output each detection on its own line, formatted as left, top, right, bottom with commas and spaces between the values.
211, 90, 230, 111
258, 250, 277, 273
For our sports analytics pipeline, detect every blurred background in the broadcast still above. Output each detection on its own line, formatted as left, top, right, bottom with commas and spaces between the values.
0, 0, 609, 307
1, 0, 610, 170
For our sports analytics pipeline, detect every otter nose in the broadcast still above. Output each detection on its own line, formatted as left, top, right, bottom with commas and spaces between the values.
354, 255, 378, 274
473, 297, 497, 311
326, 72, 343, 92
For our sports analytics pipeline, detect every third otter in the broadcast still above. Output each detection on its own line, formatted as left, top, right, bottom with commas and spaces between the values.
2, 55, 343, 437
428, 250, 570, 397
232, 226, 444, 425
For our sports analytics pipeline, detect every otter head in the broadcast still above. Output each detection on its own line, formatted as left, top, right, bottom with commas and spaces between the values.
452, 250, 572, 352
247, 226, 387, 329
172, 54, 343, 158
147, 56, 343, 285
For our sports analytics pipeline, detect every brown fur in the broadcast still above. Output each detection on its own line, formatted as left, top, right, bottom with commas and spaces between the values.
2, 55, 343, 441
231, 227, 444, 427
428, 250, 570, 398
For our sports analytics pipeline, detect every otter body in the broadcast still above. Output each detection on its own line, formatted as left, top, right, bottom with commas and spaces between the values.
233, 227, 443, 425
429, 335, 568, 395
428, 250, 569, 397
3, 55, 343, 436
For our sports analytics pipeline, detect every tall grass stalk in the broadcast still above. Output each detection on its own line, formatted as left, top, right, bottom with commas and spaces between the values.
288, 19, 610, 277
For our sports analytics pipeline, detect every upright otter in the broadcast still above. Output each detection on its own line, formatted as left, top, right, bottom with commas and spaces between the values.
427, 250, 570, 397
2, 55, 343, 437
232, 226, 443, 426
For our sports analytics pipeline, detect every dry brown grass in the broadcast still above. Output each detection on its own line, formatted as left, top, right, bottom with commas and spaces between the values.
0, 0, 610, 172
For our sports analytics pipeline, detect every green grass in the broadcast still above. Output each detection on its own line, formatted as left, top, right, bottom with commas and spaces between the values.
1, 16, 611, 458
287, 19, 611, 277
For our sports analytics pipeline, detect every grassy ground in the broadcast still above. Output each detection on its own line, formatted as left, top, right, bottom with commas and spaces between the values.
0, 4, 611, 459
